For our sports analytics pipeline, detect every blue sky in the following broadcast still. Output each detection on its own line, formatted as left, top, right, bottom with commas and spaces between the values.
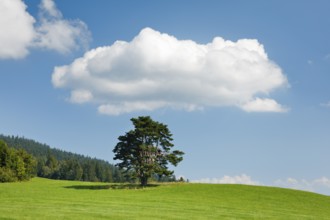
1, 0, 330, 195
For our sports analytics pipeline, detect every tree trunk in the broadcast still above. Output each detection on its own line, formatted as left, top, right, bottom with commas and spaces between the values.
140, 176, 148, 187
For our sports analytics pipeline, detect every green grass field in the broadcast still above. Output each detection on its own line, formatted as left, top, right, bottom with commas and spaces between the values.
0, 178, 329, 219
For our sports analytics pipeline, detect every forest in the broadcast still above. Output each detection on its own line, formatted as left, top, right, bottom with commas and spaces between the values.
0, 135, 123, 182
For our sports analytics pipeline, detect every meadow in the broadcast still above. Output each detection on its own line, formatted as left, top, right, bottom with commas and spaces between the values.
0, 178, 329, 219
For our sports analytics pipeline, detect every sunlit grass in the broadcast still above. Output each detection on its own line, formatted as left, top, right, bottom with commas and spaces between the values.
0, 178, 329, 219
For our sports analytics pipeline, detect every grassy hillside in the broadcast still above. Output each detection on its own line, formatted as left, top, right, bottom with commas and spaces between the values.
0, 178, 329, 219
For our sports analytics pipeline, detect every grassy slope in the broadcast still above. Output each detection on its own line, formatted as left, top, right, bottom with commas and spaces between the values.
0, 178, 329, 220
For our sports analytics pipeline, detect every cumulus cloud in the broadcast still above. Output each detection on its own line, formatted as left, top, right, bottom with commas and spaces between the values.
191, 174, 261, 185
241, 98, 289, 113
39, 0, 61, 17
274, 177, 330, 195
0, 0, 90, 59
0, 0, 35, 59
69, 90, 93, 104
52, 27, 289, 115
34, 0, 90, 54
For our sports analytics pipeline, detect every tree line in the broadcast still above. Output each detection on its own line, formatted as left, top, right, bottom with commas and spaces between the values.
0, 135, 127, 182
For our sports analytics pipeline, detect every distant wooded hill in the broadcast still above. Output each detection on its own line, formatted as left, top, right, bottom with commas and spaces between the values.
0, 134, 127, 183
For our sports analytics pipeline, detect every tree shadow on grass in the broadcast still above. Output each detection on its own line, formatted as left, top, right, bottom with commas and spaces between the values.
64, 184, 159, 190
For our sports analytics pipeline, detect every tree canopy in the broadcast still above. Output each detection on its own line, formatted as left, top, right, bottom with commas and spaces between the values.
113, 116, 184, 186
0, 140, 36, 182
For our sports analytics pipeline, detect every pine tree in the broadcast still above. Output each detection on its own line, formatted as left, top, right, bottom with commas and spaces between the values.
113, 116, 184, 186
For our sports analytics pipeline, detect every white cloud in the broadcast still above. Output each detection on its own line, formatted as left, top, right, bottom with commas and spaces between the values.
98, 101, 168, 116
0, 0, 35, 59
0, 0, 90, 59
314, 177, 330, 188
69, 90, 93, 104
39, 0, 61, 18
241, 98, 289, 113
192, 175, 330, 195
191, 174, 261, 185
274, 177, 330, 195
52, 27, 289, 115
34, 0, 90, 54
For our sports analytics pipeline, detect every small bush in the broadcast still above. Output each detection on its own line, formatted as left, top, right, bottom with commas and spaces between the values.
0, 167, 17, 182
